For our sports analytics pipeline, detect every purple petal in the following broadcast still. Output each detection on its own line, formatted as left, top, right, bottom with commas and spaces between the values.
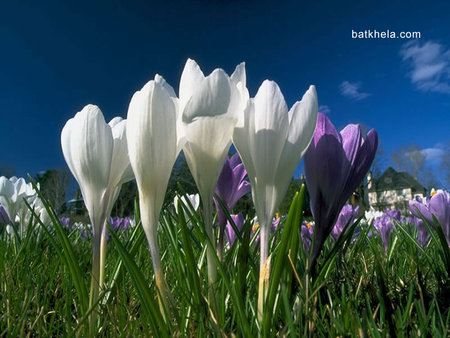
225, 213, 245, 247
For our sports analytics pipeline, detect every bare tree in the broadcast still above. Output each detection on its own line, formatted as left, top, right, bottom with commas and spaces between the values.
391, 145, 426, 181
440, 141, 450, 188
391, 144, 443, 190
371, 145, 386, 179
35, 169, 71, 214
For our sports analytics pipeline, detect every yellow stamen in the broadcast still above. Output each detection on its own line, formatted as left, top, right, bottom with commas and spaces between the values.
307, 222, 312, 229
431, 189, 437, 196
252, 223, 260, 232
275, 212, 279, 219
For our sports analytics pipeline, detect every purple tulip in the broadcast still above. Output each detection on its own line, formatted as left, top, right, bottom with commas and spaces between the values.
225, 213, 245, 247
214, 153, 251, 254
304, 113, 378, 268
330, 204, 359, 242
409, 190, 450, 245
373, 214, 394, 252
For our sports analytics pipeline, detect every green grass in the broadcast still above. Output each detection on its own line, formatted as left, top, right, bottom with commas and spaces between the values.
0, 192, 449, 336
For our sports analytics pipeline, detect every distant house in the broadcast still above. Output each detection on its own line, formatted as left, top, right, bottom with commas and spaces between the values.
367, 167, 426, 213
66, 198, 86, 215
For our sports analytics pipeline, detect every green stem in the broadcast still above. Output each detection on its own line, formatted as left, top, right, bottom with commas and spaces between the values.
203, 196, 218, 315
89, 230, 101, 335
257, 217, 270, 324
99, 224, 108, 289
140, 195, 174, 321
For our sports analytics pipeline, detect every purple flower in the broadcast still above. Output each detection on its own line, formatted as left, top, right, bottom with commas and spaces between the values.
59, 217, 71, 230
301, 221, 315, 252
251, 214, 283, 246
384, 209, 401, 221
304, 113, 378, 267
0, 205, 11, 228
409, 190, 450, 245
330, 204, 359, 242
225, 213, 245, 247
413, 217, 430, 248
214, 153, 251, 251
373, 214, 394, 252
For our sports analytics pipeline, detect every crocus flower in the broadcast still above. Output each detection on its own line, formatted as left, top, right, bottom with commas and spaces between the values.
61, 104, 134, 324
384, 209, 401, 221
409, 189, 450, 245
0, 205, 11, 227
179, 58, 246, 288
250, 213, 283, 246
301, 220, 315, 252
233, 80, 317, 321
373, 214, 394, 252
413, 216, 431, 248
60, 217, 71, 230
330, 204, 359, 242
225, 213, 245, 247
365, 210, 383, 223
0, 176, 37, 225
62, 105, 134, 235
233, 80, 318, 273
174, 193, 200, 216
127, 74, 183, 313
304, 113, 378, 269
214, 153, 251, 255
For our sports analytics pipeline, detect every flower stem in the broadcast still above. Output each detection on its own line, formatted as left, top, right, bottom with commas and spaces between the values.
257, 217, 270, 323
99, 224, 108, 289
140, 197, 175, 321
203, 195, 218, 316
89, 230, 101, 335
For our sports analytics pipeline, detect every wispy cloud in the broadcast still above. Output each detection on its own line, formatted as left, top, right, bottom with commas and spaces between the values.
339, 81, 371, 100
421, 147, 445, 164
318, 105, 331, 114
400, 40, 450, 94
406, 145, 445, 165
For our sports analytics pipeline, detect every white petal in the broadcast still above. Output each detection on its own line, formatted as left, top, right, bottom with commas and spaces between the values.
127, 79, 178, 202
61, 105, 113, 226
230, 62, 246, 87
251, 80, 288, 184
179, 58, 205, 111
274, 85, 318, 208
182, 69, 232, 123
155, 74, 177, 98
109, 118, 134, 188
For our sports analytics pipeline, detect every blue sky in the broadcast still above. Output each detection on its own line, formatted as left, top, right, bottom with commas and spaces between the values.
1, 1, 449, 188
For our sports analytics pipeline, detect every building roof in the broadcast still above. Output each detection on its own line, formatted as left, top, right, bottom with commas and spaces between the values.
369, 167, 426, 193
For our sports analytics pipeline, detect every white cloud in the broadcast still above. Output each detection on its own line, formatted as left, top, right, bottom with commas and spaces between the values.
339, 81, 371, 100
400, 40, 450, 94
318, 105, 331, 114
421, 147, 445, 164
406, 145, 445, 165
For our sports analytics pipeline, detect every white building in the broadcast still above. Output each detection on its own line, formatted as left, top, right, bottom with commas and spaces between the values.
367, 167, 426, 213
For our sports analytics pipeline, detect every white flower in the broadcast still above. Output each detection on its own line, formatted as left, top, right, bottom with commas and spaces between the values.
233, 80, 318, 269
61, 105, 133, 235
